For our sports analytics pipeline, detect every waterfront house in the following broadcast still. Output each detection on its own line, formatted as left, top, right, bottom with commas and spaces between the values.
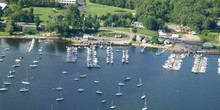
136, 35, 143, 42
158, 30, 168, 38
56, 0, 77, 5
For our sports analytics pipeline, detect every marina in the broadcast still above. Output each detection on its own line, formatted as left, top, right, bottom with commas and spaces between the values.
191, 54, 208, 74
106, 46, 114, 64
162, 54, 186, 70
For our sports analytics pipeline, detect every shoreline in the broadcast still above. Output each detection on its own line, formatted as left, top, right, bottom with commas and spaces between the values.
0, 35, 219, 55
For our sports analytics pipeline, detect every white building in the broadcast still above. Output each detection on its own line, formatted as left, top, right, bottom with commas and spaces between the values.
0, 3, 7, 10
133, 22, 144, 28
136, 35, 143, 42
56, 0, 77, 5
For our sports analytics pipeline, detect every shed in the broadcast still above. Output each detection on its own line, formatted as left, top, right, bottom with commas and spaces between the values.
203, 42, 214, 48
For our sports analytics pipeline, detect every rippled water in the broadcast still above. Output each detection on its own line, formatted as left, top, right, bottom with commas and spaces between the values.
0, 38, 219, 110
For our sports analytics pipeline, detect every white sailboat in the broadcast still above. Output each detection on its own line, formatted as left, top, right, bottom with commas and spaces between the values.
3, 78, 11, 85
137, 78, 143, 87
22, 71, 30, 85
110, 100, 116, 109
56, 91, 64, 102
77, 88, 84, 92
116, 86, 123, 96
28, 38, 35, 52
20, 85, 29, 92
56, 81, 63, 91
118, 82, 125, 86
142, 99, 148, 110
0, 81, 8, 91
94, 76, 100, 84
141, 88, 146, 99
73, 73, 79, 81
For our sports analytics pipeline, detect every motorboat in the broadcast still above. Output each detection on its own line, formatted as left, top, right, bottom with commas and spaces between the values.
96, 90, 102, 95
77, 88, 84, 92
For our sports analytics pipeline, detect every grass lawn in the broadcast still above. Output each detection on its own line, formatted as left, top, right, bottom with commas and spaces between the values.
0, 32, 10, 36
24, 7, 64, 24
83, 0, 135, 16
136, 28, 158, 37
101, 27, 130, 32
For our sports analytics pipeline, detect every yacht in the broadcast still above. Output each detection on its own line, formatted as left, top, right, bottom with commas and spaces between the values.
101, 99, 107, 103
79, 74, 87, 78
77, 88, 84, 92
0, 87, 7, 91
96, 90, 102, 95
33, 60, 39, 63
62, 71, 68, 74
118, 82, 125, 86
30, 64, 38, 68
124, 77, 131, 81
137, 78, 143, 87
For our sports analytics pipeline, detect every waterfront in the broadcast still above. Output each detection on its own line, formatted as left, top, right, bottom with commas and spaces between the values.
0, 38, 220, 110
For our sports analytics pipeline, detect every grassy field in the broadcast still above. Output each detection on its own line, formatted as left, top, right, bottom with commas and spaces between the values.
24, 7, 64, 24
136, 28, 158, 37
83, 0, 135, 16
0, 32, 10, 36
101, 27, 131, 32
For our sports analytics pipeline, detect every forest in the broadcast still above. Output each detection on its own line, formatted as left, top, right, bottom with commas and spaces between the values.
90, 0, 220, 32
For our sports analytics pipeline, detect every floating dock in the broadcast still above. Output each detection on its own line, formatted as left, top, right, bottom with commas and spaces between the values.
162, 54, 186, 70
191, 54, 208, 74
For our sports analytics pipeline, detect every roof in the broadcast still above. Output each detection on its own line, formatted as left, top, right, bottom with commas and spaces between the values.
203, 42, 214, 48
0, 3, 7, 10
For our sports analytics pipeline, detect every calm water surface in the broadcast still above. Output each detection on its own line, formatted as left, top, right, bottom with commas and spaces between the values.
0, 38, 219, 110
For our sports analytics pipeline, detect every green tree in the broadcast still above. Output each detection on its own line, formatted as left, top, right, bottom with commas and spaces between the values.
94, 20, 100, 32
132, 27, 137, 33
143, 16, 158, 30
34, 16, 40, 29
5, 24, 14, 35
22, 27, 29, 34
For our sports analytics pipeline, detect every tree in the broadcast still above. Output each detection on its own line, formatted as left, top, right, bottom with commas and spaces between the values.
34, 16, 40, 29
132, 27, 137, 33
94, 21, 100, 32
5, 24, 14, 35
22, 27, 29, 34
202, 19, 211, 30
132, 35, 136, 41
143, 16, 158, 30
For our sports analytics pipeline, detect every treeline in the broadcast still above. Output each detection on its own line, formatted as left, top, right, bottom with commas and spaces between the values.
90, 0, 220, 31
4, 0, 63, 8
46, 4, 100, 37
90, 0, 135, 9
100, 12, 134, 27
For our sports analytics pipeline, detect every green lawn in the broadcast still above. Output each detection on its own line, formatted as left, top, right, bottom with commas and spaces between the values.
0, 32, 10, 36
83, 0, 135, 16
101, 27, 131, 32
136, 28, 158, 37
24, 7, 64, 24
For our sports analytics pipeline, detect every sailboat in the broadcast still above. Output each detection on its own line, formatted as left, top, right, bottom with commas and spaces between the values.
115, 86, 123, 96
20, 85, 29, 92
101, 99, 107, 103
62, 71, 68, 74
56, 91, 64, 102
118, 82, 125, 86
77, 88, 84, 92
22, 71, 30, 85
142, 98, 148, 110
56, 81, 63, 91
73, 73, 79, 81
137, 78, 143, 87
0, 81, 8, 91
7, 73, 15, 78
3, 78, 11, 85
94, 76, 100, 84
110, 100, 116, 109
0, 58, 3, 62
141, 88, 146, 99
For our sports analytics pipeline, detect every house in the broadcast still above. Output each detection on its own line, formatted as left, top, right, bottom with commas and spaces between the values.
56, 0, 77, 5
158, 38, 165, 43
133, 22, 144, 28
83, 35, 93, 41
158, 30, 168, 38
170, 34, 179, 40
0, 3, 7, 10
136, 35, 143, 42
142, 38, 149, 43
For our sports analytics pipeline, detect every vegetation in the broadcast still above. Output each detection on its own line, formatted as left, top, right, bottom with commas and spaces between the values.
4, 0, 63, 8
101, 27, 130, 32
90, 0, 135, 9
83, 0, 135, 16
132, 27, 137, 33
136, 28, 158, 37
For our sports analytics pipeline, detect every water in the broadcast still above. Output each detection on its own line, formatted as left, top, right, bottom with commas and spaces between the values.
0, 38, 219, 110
